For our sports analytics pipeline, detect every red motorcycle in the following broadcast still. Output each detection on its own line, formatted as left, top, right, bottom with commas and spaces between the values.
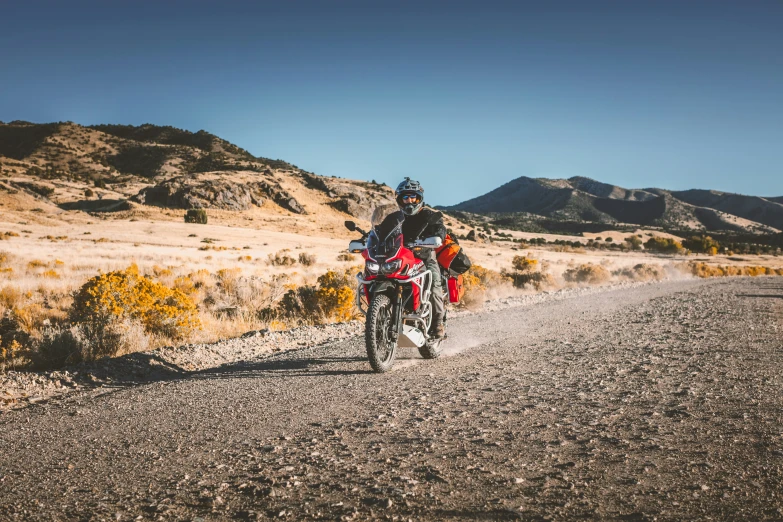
345, 215, 445, 373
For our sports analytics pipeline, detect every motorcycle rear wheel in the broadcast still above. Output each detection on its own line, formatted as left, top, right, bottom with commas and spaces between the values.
365, 294, 397, 373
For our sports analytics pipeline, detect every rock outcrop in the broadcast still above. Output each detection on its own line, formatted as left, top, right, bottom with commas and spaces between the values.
131, 176, 305, 214
300, 172, 395, 221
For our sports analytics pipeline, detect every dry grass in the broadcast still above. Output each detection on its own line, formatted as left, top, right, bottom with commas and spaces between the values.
1, 212, 780, 370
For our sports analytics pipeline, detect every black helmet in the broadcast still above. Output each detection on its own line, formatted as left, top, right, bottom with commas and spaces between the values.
395, 177, 425, 216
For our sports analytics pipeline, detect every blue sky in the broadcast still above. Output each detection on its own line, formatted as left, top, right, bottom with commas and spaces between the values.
1, 0, 781, 205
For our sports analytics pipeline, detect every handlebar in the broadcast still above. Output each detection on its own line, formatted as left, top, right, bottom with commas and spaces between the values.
410, 237, 443, 249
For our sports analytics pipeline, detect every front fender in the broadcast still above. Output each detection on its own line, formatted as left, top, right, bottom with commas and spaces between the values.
371, 280, 396, 296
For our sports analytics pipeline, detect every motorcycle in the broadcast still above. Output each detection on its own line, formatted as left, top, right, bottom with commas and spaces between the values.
345, 211, 446, 373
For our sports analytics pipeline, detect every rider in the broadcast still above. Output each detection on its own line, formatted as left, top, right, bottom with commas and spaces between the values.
380, 177, 447, 338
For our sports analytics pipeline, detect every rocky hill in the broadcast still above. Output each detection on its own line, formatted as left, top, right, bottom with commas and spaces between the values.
446, 175, 782, 235
0, 120, 396, 227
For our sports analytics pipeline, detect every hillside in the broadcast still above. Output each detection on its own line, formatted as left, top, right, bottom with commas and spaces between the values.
0, 120, 396, 231
446, 175, 781, 235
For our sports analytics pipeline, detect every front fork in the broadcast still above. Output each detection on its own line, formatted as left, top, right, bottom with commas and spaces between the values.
390, 284, 403, 342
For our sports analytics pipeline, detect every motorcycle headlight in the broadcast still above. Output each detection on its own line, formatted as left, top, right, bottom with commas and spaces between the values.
365, 261, 380, 274
380, 259, 402, 275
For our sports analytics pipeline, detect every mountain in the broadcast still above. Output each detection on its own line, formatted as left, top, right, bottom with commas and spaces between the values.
446, 176, 782, 235
0, 120, 395, 224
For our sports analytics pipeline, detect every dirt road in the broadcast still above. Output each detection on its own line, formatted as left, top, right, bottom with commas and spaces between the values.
1, 278, 782, 521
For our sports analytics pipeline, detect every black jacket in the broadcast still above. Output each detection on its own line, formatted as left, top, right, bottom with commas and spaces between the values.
379, 208, 447, 245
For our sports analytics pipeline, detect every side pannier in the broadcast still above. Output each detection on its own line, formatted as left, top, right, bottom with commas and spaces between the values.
436, 234, 472, 275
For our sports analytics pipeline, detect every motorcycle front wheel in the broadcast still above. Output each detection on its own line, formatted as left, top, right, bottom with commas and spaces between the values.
365, 293, 397, 373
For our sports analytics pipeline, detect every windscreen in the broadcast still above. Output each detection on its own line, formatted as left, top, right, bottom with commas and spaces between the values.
366, 228, 403, 259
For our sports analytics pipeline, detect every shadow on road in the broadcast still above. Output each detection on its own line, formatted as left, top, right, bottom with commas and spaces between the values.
90, 351, 372, 389
193, 354, 369, 380
738, 294, 783, 299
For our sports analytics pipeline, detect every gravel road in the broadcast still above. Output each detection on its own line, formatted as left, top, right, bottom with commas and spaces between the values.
1, 278, 782, 521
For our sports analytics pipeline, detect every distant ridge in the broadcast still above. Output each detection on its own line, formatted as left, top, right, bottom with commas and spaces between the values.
445, 175, 782, 234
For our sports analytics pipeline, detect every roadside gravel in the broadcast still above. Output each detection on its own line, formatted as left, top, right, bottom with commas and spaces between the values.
1, 277, 782, 521
1, 280, 657, 410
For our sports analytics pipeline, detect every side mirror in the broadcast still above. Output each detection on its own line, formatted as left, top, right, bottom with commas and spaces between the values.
344, 220, 356, 232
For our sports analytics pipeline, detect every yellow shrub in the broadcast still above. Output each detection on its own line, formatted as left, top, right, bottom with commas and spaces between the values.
70, 265, 200, 339
511, 255, 538, 273
269, 269, 356, 324
187, 269, 213, 290
680, 262, 783, 278
42, 269, 60, 279
563, 263, 610, 284
151, 265, 173, 278
216, 267, 242, 294
0, 286, 22, 308
54, 259, 64, 266
460, 265, 512, 309
462, 271, 483, 292
173, 275, 197, 295
0, 340, 23, 364
468, 265, 511, 290
238, 255, 252, 262
613, 263, 666, 282
27, 260, 48, 269
268, 319, 287, 331
11, 303, 47, 333
0, 267, 12, 274
315, 269, 356, 322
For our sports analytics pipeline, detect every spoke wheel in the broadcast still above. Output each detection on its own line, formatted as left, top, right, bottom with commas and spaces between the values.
365, 294, 397, 373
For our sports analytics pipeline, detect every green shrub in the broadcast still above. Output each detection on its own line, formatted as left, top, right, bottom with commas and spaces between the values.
298, 252, 317, 266
36, 325, 84, 367
185, 209, 208, 224
683, 235, 720, 255
644, 236, 683, 254
267, 249, 296, 266
625, 236, 643, 250
106, 145, 169, 178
